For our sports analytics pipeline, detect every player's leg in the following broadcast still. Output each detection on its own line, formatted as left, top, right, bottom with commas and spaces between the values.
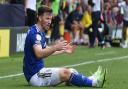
29, 67, 77, 86
29, 68, 62, 86
67, 66, 106, 87
29, 67, 106, 87
29, 67, 93, 87
88, 66, 107, 87
59, 67, 106, 87
65, 68, 78, 86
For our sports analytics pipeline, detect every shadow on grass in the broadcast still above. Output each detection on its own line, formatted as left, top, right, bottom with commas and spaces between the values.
13, 84, 90, 89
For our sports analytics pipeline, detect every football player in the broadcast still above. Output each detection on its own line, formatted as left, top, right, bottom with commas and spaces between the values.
23, 5, 106, 87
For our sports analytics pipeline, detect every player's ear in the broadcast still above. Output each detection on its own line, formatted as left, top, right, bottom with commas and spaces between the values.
39, 16, 42, 21
38, 15, 43, 22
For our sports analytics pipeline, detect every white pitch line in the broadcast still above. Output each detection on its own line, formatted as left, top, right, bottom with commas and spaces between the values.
95, 51, 115, 56
63, 55, 128, 67
0, 55, 128, 79
0, 73, 23, 79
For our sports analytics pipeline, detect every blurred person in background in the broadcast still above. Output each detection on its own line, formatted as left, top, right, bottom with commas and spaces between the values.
81, 0, 88, 11
111, 0, 119, 26
25, 0, 36, 26
58, 1, 68, 40
23, 5, 106, 87
119, 0, 128, 48
104, 2, 114, 27
80, 5, 93, 46
50, 13, 61, 42
89, 0, 105, 48
101, 2, 112, 47
65, 4, 83, 45
41, 0, 53, 7
9, 0, 24, 4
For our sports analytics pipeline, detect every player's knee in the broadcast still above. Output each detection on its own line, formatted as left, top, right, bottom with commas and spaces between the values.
68, 68, 78, 74
59, 68, 72, 82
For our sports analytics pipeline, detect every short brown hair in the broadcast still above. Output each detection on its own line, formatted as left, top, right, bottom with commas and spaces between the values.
37, 5, 52, 16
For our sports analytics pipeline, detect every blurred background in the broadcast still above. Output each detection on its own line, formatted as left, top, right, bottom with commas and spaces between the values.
0, 0, 127, 57
0, 1, 128, 89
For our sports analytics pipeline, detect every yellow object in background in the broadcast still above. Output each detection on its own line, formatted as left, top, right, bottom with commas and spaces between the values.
62, 0, 66, 9
47, 28, 52, 38
59, 21, 64, 36
0, 30, 10, 57
81, 11, 92, 29
126, 28, 128, 42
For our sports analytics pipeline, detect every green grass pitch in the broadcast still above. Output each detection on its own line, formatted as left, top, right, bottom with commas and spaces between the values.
0, 46, 128, 89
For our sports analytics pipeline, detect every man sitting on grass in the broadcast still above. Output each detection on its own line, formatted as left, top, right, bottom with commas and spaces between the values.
23, 5, 106, 87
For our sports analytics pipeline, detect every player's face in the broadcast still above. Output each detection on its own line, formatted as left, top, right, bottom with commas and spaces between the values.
39, 12, 52, 31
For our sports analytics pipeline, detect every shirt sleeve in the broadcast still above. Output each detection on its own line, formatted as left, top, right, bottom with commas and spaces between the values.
29, 33, 42, 47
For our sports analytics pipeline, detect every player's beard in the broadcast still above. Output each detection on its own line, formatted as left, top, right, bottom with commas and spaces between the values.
43, 24, 50, 31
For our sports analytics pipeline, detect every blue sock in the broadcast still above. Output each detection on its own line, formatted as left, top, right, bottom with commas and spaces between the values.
69, 73, 92, 87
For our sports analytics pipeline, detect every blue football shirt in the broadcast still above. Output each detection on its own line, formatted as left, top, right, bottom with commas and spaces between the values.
23, 25, 46, 82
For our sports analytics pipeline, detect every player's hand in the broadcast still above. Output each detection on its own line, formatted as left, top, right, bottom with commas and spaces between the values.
64, 43, 76, 54
54, 40, 68, 51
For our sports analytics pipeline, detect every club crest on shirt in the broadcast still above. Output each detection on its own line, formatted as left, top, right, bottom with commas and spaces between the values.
36, 34, 41, 41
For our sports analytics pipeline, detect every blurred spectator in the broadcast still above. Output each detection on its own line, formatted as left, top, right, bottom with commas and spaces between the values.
119, 0, 128, 48
81, 0, 88, 11
51, 0, 60, 16
104, 2, 114, 26
100, 4, 111, 47
67, 0, 79, 13
50, 15, 61, 41
50, 0, 67, 42
111, 0, 119, 26
81, 5, 92, 45
25, 0, 36, 26
41, 0, 53, 7
9, 0, 24, 4
65, 4, 83, 44
58, 1, 69, 40
88, 0, 95, 7
90, 0, 105, 48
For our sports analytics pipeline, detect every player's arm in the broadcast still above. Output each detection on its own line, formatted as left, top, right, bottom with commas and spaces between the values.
33, 40, 67, 59
46, 46, 65, 55
33, 44, 56, 59
51, 42, 76, 55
